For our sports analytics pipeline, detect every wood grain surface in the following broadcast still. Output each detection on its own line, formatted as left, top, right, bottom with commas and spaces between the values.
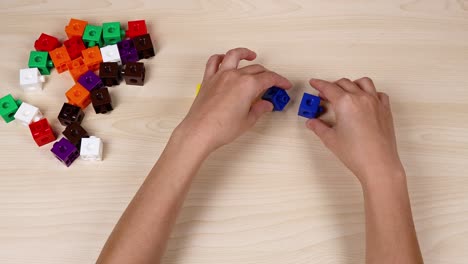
0, 1, 467, 263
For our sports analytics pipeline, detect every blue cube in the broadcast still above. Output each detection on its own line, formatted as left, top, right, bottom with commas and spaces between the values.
298, 93, 324, 118
261, 86, 290, 111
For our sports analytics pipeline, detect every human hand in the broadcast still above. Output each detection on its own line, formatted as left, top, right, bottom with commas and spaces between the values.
306, 78, 404, 185
175, 48, 292, 153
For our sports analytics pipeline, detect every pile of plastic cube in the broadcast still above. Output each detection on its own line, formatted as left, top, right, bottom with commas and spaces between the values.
0, 18, 155, 167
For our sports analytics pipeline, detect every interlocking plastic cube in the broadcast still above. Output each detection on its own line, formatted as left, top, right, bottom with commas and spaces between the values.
65, 18, 88, 38
58, 103, 85, 126
62, 122, 89, 148
34, 33, 60, 52
102, 22, 125, 45
195, 83, 201, 95
123, 62, 145, 86
14, 102, 43, 126
100, 44, 121, 64
117, 39, 139, 64
78, 70, 104, 91
19, 68, 46, 92
66, 83, 91, 109
132, 34, 155, 59
298, 93, 324, 118
28, 51, 54, 75
0, 94, 22, 123
83, 25, 103, 47
80, 136, 103, 161
261, 86, 290, 111
126, 20, 147, 38
29, 118, 56, 147
82, 46, 103, 71
67, 57, 89, 82
99, 62, 121, 86
90, 87, 113, 114
64, 36, 86, 60
51, 138, 80, 167
49, 46, 71, 73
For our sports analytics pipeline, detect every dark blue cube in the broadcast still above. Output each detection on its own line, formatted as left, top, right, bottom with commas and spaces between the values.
298, 93, 324, 118
261, 86, 290, 111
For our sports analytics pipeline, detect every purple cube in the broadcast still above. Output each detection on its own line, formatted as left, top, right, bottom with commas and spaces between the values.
78, 70, 104, 91
51, 138, 80, 167
117, 39, 139, 64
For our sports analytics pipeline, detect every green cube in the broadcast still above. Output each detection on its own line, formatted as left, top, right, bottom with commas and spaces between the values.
83, 25, 104, 47
0, 94, 22, 123
102, 22, 125, 45
28, 51, 54, 75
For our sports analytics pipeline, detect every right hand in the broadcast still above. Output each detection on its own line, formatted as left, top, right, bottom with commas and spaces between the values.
306, 78, 404, 185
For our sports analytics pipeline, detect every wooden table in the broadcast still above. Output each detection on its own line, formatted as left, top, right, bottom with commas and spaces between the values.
1, 1, 467, 263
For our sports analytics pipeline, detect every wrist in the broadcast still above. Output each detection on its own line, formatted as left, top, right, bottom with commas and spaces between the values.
361, 166, 407, 194
170, 123, 214, 158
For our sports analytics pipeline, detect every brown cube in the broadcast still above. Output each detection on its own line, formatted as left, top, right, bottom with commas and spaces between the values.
123, 62, 145, 86
132, 34, 155, 59
62, 122, 89, 148
99, 62, 121, 86
58, 103, 85, 126
90, 87, 113, 114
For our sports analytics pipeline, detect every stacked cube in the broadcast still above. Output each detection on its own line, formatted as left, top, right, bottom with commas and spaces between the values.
3, 18, 156, 167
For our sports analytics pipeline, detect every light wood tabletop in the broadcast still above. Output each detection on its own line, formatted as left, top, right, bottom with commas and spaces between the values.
1, 1, 468, 263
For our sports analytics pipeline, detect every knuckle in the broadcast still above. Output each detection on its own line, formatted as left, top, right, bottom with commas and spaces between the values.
242, 75, 257, 86
361, 77, 373, 83
225, 49, 238, 57
338, 77, 350, 83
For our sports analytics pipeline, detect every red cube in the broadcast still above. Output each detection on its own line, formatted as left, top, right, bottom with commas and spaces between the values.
29, 118, 56, 147
126, 20, 147, 38
34, 33, 60, 52
64, 36, 86, 60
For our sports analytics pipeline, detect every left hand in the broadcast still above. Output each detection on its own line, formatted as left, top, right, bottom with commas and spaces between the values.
175, 47, 292, 152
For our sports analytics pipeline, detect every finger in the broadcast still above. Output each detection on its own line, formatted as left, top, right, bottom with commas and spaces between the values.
335, 78, 361, 93
254, 71, 293, 95
354, 77, 377, 95
247, 100, 274, 127
203, 54, 225, 80
238, 64, 266, 75
378, 92, 390, 108
219, 48, 257, 71
309, 79, 345, 103
306, 119, 336, 149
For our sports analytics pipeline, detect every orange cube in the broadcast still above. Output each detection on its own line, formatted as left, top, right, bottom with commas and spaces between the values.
65, 18, 88, 38
67, 57, 89, 81
82, 46, 103, 71
66, 83, 91, 109
49, 46, 71, 73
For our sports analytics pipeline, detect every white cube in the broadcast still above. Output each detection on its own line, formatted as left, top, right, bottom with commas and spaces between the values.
14, 102, 43, 126
80, 136, 103, 161
100, 44, 121, 64
20, 68, 46, 92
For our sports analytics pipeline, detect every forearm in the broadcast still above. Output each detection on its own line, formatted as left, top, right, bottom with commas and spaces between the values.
362, 168, 423, 264
97, 131, 210, 264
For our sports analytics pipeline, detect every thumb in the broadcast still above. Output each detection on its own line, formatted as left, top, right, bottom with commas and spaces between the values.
306, 119, 336, 149
248, 100, 274, 126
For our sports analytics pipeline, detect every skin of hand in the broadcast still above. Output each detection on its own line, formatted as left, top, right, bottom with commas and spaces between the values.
306, 78, 404, 185
174, 47, 292, 152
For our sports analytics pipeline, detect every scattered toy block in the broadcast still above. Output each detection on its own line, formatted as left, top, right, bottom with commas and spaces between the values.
62, 122, 89, 148
80, 136, 103, 161
123, 62, 145, 86
28, 51, 54, 75
67, 57, 89, 82
132, 34, 155, 59
0, 94, 22, 123
19, 68, 46, 92
100, 44, 121, 64
117, 39, 139, 64
126, 20, 147, 38
34, 33, 60, 52
102, 22, 125, 45
83, 24, 103, 47
65, 18, 88, 38
298, 93, 324, 118
66, 83, 91, 109
58, 102, 85, 126
49, 46, 71, 73
90, 87, 113, 114
29, 118, 56, 147
64, 36, 86, 60
195, 83, 201, 95
78, 70, 104, 91
14, 102, 43, 126
261, 86, 290, 111
81, 46, 103, 71
99, 62, 121, 86
51, 137, 80, 167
